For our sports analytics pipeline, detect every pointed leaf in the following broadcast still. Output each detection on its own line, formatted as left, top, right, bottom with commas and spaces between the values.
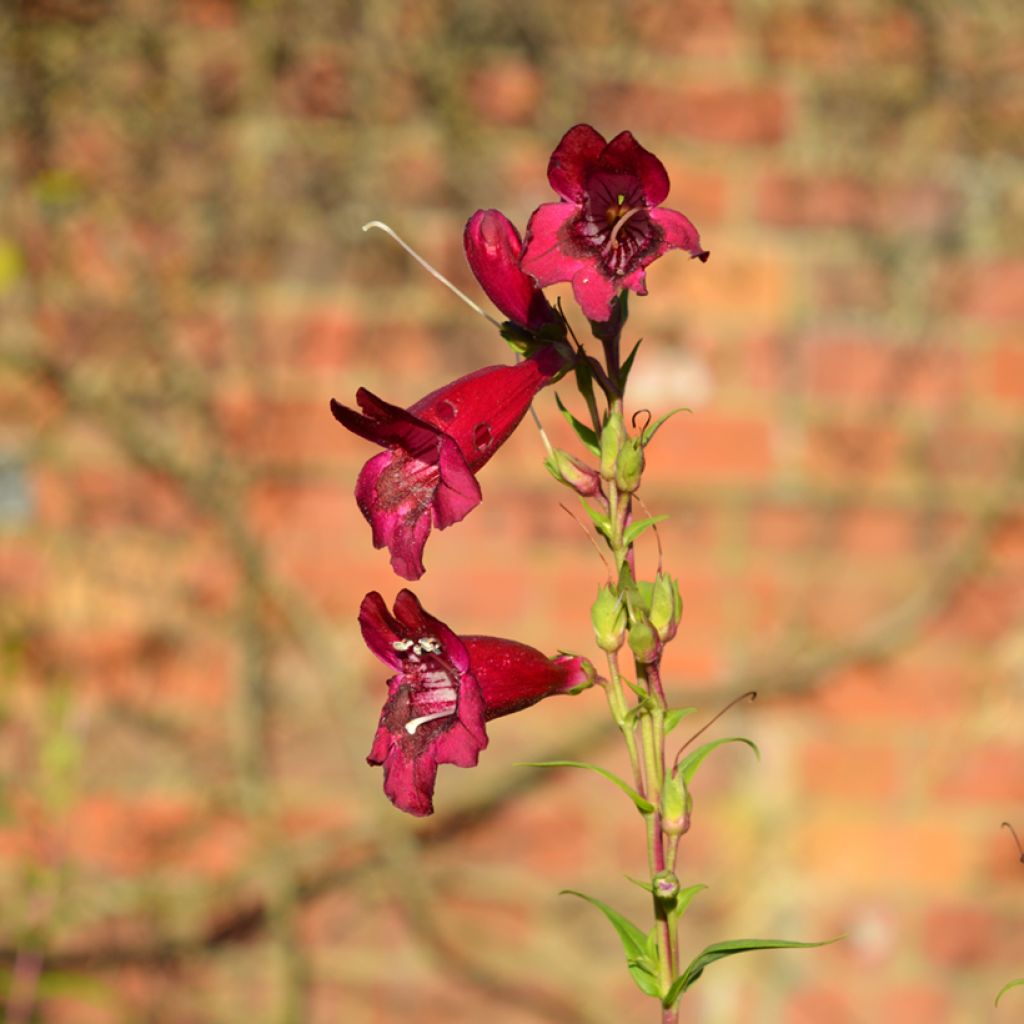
664, 708, 698, 734
996, 978, 1024, 1006
667, 883, 708, 922
560, 890, 647, 962
665, 936, 842, 1006
623, 515, 668, 547
618, 338, 643, 390
555, 393, 600, 454
581, 499, 612, 540
628, 962, 663, 998
677, 737, 760, 786
625, 874, 654, 893
520, 761, 654, 814
642, 406, 691, 447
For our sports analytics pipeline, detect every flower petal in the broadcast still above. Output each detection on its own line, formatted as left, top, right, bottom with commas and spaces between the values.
571, 266, 619, 323
601, 131, 671, 207
358, 590, 404, 668
547, 123, 606, 202
521, 202, 589, 288
649, 207, 709, 262
380, 744, 438, 817
392, 588, 469, 674
434, 434, 483, 528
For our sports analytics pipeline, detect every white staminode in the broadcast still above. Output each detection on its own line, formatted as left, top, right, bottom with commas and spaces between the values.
404, 709, 456, 735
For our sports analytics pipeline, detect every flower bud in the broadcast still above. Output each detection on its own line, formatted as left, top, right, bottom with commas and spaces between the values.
599, 411, 626, 481
545, 449, 602, 498
649, 572, 682, 643
661, 770, 692, 837
614, 437, 645, 494
653, 870, 680, 900
627, 617, 660, 664
591, 585, 627, 652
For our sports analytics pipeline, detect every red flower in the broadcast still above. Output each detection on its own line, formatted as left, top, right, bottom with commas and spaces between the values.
331, 346, 565, 580
362, 590, 594, 816
520, 123, 708, 323
464, 208, 561, 334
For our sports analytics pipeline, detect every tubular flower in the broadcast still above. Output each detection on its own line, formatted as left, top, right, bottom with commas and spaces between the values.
464, 208, 561, 335
361, 590, 594, 816
331, 345, 566, 580
520, 123, 709, 323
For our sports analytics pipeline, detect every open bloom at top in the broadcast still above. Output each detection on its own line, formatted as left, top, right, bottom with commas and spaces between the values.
520, 123, 709, 323
331, 345, 566, 580
464, 208, 561, 335
362, 590, 594, 816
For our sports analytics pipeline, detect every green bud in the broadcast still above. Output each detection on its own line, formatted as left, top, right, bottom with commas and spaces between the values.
649, 572, 683, 643
653, 870, 680, 900
661, 770, 692, 837
599, 410, 626, 480
591, 585, 627, 652
614, 437, 645, 493
627, 618, 659, 664
545, 448, 601, 497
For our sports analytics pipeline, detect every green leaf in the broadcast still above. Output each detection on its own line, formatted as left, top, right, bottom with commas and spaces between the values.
665, 936, 842, 1006
623, 515, 668, 547
581, 499, 612, 540
667, 883, 708, 922
555, 393, 600, 454
664, 707, 698, 734
623, 696, 657, 728
996, 978, 1024, 1006
625, 874, 654, 893
561, 890, 661, 997
642, 406, 691, 447
519, 761, 655, 814
618, 338, 643, 389
677, 737, 760, 786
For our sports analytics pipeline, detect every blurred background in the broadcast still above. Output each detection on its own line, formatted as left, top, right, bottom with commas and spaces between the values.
2, 0, 1023, 1021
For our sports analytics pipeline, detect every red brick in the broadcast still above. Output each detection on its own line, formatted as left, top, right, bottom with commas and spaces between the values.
660, 161, 730, 223
936, 745, 1024, 803
801, 740, 899, 801
468, 57, 543, 125
276, 48, 348, 120
786, 986, 854, 1024
764, 8, 922, 69
591, 84, 789, 145
922, 904, 997, 967
631, 0, 739, 58
803, 422, 903, 480
947, 261, 1024, 322
874, 985, 950, 1024
984, 340, 1024, 403
642, 411, 775, 484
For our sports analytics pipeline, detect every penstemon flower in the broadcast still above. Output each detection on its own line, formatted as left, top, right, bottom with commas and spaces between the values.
361, 589, 594, 816
521, 122, 709, 323
331, 344, 568, 580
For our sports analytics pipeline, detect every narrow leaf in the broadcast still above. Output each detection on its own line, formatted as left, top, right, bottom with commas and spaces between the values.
623, 515, 668, 547
618, 338, 643, 389
581, 499, 612, 540
996, 978, 1024, 1006
677, 737, 760, 785
625, 875, 654, 893
520, 761, 655, 814
642, 406, 691, 446
628, 962, 662, 998
560, 890, 646, 962
555, 393, 600, 454
664, 707, 698, 734
668, 883, 708, 922
665, 936, 842, 1006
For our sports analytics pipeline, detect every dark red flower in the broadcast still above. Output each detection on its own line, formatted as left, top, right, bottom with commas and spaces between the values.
520, 123, 709, 322
362, 590, 594, 816
331, 346, 565, 580
464, 208, 561, 334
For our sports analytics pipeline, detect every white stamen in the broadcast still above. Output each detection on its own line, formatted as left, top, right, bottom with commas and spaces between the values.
404, 709, 456, 735
362, 221, 502, 328
392, 639, 414, 651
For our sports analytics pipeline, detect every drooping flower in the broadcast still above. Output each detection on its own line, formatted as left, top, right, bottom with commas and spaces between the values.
464, 208, 561, 335
520, 123, 709, 323
361, 590, 594, 816
331, 345, 566, 580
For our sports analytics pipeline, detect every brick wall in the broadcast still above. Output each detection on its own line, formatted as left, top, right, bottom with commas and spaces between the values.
1, 1, 1022, 1021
